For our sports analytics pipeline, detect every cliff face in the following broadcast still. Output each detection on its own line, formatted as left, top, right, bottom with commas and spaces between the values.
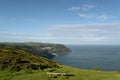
0, 42, 71, 59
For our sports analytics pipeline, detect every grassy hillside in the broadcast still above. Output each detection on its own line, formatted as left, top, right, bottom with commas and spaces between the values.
1, 66, 120, 80
0, 49, 59, 71
0, 49, 120, 80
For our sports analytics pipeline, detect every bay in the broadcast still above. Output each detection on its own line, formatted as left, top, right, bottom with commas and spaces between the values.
53, 45, 120, 71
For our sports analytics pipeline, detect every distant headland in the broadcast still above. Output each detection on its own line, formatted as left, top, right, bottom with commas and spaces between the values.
0, 42, 71, 59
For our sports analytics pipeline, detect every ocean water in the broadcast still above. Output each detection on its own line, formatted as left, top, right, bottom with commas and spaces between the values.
53, 45, 120, 71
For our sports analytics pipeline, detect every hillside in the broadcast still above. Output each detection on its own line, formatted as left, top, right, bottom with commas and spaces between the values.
0, 49, 59, 71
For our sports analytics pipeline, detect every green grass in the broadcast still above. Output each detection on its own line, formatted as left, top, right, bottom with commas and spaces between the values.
1, 65, 120, 80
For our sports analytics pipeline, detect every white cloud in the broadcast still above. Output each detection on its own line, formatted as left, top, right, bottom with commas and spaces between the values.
47, 23, 120, 43
68, 5, 108, 20
68, 6, 80, 11
78, 13, 94, 18
82, 37, 108, 42
81, 4, 94, 11
97, 15, 107, 20
1, 23, 120, 44
68, 4, 94, 11
78, 13, 114, 20
68, 4, 116, 21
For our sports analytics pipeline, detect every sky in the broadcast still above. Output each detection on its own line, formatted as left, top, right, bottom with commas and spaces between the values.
0, 0, 120, 45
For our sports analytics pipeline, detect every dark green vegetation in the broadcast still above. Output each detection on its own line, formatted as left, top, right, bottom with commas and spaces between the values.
0, 49, 59, 71
0, 42, 70, 59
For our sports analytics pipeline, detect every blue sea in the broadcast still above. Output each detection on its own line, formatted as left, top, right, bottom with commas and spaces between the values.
53, 45, 120, 71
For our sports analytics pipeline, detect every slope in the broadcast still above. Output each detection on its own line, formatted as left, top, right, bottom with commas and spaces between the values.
0, 49, 59, 71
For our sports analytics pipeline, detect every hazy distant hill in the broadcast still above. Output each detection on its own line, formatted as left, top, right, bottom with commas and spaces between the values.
0, 42, 71, 59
